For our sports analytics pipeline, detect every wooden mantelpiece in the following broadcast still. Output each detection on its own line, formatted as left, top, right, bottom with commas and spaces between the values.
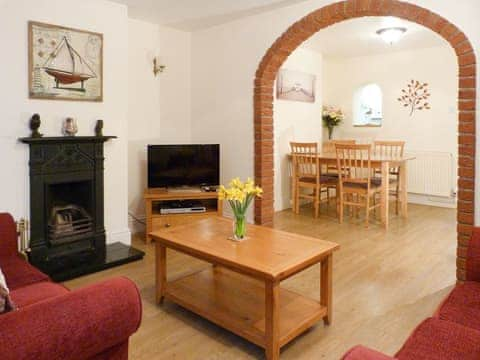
19, 135, 117, 144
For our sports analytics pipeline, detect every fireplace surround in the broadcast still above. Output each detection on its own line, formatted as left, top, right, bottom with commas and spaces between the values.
20, 136, 144, 281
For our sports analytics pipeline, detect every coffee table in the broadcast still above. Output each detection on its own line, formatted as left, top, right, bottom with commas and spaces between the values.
151, 217, 339, 360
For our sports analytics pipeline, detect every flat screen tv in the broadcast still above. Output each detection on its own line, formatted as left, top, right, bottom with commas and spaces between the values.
148, 144, 220, 188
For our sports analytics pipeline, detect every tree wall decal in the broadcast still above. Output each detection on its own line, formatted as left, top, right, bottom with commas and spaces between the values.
397, 80, 431, 116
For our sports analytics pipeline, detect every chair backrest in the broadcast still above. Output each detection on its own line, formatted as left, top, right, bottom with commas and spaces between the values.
290, 142, 319, 180
373, 140, 405, 158
335, 144, 372, 189
322, 139, 356, 153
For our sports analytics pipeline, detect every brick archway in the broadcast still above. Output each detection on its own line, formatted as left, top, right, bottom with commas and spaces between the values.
253, 0, 476, 280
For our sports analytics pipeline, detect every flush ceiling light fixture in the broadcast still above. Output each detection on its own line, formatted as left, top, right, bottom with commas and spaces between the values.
376, 27, 407, 44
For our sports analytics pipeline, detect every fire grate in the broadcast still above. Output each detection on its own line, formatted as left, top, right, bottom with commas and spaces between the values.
48, 205, 93, 245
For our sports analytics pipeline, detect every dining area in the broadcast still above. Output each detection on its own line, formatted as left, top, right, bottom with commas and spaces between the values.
289, 140, 415, 229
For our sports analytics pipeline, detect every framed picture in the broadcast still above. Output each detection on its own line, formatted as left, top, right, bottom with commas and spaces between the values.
276, 69, 316, 103
28, 21, 103, 102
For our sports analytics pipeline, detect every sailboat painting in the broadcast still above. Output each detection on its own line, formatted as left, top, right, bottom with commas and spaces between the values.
29, 21, 103, 101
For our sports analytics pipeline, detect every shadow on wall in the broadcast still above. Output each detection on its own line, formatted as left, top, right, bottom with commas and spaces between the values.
128, 140, 149, 230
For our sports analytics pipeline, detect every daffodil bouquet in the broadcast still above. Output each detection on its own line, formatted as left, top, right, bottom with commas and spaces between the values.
218, 178, 263, 240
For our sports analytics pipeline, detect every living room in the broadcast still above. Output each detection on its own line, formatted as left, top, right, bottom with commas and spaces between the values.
0, 0, 479, 359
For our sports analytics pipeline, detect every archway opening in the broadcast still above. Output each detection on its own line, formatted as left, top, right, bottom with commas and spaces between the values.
253, 0, 476, 281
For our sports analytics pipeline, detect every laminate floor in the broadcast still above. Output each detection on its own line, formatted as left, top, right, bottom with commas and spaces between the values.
65, 203, 456, 359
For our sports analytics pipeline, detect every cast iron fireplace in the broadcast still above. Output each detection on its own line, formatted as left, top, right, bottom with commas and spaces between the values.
21, 136, 144, 281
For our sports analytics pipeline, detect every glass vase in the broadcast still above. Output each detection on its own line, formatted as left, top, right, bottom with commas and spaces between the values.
232, 215, 247, 241
328, 126, 334, 140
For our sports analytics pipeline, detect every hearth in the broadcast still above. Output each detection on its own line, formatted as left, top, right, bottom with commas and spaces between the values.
20, 136, 144, 281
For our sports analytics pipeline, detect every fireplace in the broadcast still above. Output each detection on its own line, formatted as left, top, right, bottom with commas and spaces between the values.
20, 136, 144, 281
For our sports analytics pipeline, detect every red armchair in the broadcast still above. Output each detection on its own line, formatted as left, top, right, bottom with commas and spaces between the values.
0, 213, 142, 360
343, 229, 480, 359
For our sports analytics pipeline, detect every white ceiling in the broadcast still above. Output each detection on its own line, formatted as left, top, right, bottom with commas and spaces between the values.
111, 0, 309, 31
302, 17, 448, 58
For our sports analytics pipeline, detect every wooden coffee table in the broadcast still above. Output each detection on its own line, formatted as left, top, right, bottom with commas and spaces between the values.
151, 217, 339, 360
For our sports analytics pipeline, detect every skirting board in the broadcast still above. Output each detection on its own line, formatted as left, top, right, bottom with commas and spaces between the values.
408, 193, 457, 209
107, 228, 132, 245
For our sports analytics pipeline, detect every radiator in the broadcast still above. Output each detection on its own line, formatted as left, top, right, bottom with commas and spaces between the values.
405, 150, 455, 198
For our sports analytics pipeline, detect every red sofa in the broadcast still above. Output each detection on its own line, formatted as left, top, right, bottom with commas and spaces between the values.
342, 228, 480, 359
0, 213, 142, 360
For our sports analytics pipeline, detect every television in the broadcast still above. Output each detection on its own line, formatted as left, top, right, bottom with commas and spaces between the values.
148, 144, 220, 188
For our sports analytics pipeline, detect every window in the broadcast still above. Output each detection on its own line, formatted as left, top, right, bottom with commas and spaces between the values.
353, 83, 383, 127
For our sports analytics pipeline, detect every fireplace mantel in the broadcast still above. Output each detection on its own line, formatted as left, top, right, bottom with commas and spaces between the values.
19, 135, 117, 144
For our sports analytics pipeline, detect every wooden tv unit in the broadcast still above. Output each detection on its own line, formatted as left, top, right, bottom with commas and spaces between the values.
144, 188, 222, 243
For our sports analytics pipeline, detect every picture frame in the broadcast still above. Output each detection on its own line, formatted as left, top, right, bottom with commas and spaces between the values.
28, 21, 103, 102
276, 69, 316, 103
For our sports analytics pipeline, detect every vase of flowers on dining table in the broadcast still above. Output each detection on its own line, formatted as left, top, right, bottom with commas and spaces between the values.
322, 106, 344, 139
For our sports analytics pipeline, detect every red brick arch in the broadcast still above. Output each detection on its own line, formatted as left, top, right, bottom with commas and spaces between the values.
253, 0, 476, 280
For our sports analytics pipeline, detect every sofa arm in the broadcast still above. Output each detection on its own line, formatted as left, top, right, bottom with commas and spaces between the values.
466, 227, 480, 281
0, 213, 19, 258
0, 277, 142, 360
342, 345, 396, 360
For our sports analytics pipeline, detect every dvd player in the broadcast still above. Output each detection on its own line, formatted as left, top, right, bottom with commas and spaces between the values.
160, 207, 206, 215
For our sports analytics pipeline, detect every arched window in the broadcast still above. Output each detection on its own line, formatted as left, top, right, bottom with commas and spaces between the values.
353, 84, 383, 126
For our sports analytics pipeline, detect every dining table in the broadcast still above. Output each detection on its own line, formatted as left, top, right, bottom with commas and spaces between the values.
288, 152, 416, 229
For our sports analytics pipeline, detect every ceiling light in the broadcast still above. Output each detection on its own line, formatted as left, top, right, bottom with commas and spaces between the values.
376, 27, 407, 44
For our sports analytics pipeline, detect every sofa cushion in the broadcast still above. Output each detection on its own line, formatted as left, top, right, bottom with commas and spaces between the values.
0, 257, 49, 290
437, 281, 480, 331
395, 317, 480, 360
11, 282, 69, 308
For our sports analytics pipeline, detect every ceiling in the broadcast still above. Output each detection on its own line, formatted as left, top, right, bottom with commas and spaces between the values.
111, 0, 309, 31
302, 17, 448, 58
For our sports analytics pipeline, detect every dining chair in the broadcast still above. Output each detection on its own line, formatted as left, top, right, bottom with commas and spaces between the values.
322, 140, 357, 204
373, 140, 405, 215
335, 143, 381, 227
290, 142, 337, 218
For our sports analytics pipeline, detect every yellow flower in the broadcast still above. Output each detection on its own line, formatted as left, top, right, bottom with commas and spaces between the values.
219, 178, 263, 202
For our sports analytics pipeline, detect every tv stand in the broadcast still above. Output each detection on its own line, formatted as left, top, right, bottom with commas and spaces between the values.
167, 186, 203, 193
144, 188, 222, 244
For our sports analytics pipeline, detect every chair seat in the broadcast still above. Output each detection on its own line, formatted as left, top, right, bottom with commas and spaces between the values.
371, 177, 398, 185
343, 180, 382, 190
299, 176, 338, 185
324, 173, 339, 178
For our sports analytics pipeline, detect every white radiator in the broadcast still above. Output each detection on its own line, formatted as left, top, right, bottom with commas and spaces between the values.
405, 151, 455, 198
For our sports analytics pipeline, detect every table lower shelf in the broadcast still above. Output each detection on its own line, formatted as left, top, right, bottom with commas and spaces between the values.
164, 267, 327, 348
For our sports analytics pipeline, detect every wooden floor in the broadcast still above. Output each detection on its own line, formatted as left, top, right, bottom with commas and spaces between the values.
65, 203, 457, 359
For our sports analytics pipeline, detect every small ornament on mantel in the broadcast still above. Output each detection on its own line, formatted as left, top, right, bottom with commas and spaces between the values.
95, 119, 104, 137
63, 117, 78, 136
29, 113, 43, 138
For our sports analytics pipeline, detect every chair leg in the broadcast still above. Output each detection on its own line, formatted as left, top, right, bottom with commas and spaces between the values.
335, 186, 339, 217
356, 194, 360, 219
314, 187, 320, 218
295, 186, 300, 214
395, 184, 400, 215
339, 192, 344, 224
365, 194, 370, 228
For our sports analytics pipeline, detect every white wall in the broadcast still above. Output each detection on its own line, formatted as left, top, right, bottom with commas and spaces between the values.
323, 46, 457, 156
190, 0, 480, 222
0, 0, 131, 244
274, 48, 323, 211
127, 19, 191, 231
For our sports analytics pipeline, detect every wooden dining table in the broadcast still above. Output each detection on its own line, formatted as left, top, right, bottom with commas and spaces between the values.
289, 152, 415, 229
